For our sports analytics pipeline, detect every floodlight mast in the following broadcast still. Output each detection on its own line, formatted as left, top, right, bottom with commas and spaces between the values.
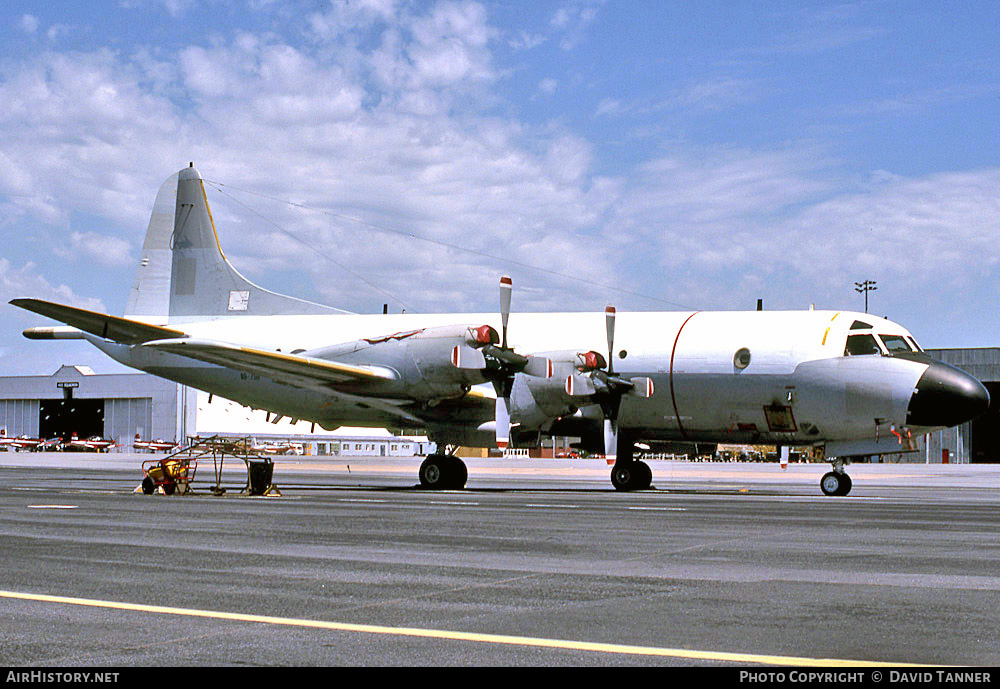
854, 279, 877, 313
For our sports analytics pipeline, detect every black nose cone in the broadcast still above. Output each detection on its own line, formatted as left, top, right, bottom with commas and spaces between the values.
907, 360, 991, 428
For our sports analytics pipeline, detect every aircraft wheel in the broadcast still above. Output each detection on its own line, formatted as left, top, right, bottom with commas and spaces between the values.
633, 460, 652, 490
611, 462, 649, 491
836, 473, 852, 496
820, 471, 849, 496
449, 456, 468, 490
419, 455, 467, 490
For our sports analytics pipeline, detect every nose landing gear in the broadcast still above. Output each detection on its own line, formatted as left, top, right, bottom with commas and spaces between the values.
820, 459, 852, 496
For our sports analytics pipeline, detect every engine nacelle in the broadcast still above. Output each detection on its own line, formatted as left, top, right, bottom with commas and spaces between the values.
504, 349, 603, 431
304, 325, 497, 400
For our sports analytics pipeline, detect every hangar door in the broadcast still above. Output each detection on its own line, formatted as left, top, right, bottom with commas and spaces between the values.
39, 399, 104, 441
0, 399, 41, 438
104, 398, 153, 444
970, 382, 1000, 464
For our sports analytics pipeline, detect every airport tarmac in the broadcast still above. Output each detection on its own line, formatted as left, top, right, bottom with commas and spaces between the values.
1, 453, 999, 667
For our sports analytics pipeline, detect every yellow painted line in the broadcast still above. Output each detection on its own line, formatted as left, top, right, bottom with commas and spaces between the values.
0, 590, 927, 667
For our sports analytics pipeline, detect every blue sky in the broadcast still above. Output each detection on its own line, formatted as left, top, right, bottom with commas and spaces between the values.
1, 0, 998, 375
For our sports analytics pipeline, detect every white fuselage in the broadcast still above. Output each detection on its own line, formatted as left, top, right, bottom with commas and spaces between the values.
94, 307, 934, 449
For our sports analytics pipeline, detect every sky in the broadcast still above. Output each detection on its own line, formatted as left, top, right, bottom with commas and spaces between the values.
1, 0, 998, 376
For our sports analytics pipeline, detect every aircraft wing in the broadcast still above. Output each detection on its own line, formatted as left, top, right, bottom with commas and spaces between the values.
140, 338, 399, 387
141, 338, 444, 425
10, 298, 188, 344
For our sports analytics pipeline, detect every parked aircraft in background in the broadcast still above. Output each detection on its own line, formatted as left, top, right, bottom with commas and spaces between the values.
2, 435, 43, 451
64, 433, 116, 453
133, 436, 179, 452
12, 165, 990, 494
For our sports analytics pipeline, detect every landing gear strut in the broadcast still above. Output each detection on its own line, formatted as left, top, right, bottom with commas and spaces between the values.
418, 453, 468, 490
610, 437, 652, 491
820, 459, 852, 496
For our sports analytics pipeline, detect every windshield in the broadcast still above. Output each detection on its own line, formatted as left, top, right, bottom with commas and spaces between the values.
844, 334, 882, 356
879, 334, 915, 353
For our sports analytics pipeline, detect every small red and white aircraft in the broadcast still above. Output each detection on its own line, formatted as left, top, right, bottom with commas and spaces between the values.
133, 435, 179, 452
7, 436, 43, 451
12, 164, 991, 494
65, 433, 116, 453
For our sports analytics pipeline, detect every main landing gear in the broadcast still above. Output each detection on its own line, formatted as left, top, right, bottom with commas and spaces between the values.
611, 460, 652, 491
418, 453, 468, 490
820, 459, 853, 496
609, 439, 652, 491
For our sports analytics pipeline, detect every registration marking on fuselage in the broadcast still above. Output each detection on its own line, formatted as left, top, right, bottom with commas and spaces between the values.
0, 589, 927, 667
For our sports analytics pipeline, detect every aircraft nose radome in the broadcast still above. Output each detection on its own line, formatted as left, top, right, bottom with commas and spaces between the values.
907, 360, 991, 428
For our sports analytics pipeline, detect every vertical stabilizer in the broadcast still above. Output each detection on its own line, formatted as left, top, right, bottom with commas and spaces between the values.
127, 164, 344, 322
125, 172, 178, 320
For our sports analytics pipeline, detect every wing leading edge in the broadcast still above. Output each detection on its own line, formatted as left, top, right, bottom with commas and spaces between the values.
11, 298, 187, 344
140, 338, 399, 388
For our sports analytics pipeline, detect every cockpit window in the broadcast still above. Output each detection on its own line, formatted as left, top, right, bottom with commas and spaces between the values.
850, 320, 873, 330
844, 333, 882, 356
905, 336, 923, 352
879, 334, 914, 353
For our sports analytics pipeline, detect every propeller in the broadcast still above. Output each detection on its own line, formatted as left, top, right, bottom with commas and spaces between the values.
565, 305, 654, 462
601, 306, 622, 461
476, 276, 551, 449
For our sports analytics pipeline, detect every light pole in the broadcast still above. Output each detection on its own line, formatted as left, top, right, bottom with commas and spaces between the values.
854, 280, 877, 313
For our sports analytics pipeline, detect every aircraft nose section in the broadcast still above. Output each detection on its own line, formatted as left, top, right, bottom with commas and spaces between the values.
907, 360, 990, 428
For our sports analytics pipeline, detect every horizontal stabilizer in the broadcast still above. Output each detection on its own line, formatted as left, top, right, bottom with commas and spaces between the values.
11, 298, 188, 344
140, 338, 399, 388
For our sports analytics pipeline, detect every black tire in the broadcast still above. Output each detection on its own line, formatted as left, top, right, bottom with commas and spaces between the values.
419, 455, 468, 490
611, 463, 635, 491
836, 473, 853, 496
141, 476, 155, 495
450, 456, 468, 490
820, 471, 843, 496
634, 460, 653, 490
419, 455, 446, 488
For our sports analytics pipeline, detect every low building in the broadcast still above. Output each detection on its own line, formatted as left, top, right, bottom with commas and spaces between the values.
0, 365, 193, 446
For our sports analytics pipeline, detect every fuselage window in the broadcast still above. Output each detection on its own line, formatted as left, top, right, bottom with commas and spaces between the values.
844, 333, 882, 356
879, 334, 914, 353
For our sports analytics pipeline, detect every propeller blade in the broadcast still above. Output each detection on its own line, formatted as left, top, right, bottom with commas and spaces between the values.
629, 376, 654, 398
603, 418, 618, 461
451, 344, 487, 370
522, 355, 553, 379
605, 306, 616, 375
565, 373, 596, 397
500, 275, 512, 349
496, 395, 510, 449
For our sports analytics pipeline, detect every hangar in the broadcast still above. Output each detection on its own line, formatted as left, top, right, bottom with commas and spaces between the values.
922, 348, 1000, 463
0, 365, 193, 447
0, 365, 431, 456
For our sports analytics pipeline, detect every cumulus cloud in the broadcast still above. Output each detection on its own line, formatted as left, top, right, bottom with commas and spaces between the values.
0, 0, 997, 352
19, 14, 38, 34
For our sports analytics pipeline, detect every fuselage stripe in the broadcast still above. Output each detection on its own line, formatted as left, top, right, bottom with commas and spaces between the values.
669, 312, 700, 440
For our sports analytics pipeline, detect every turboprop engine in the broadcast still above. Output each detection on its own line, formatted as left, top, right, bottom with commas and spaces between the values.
305, 324, 503, 401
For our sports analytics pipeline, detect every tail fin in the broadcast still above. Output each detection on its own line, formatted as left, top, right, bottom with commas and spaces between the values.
126, 164, 343, 321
